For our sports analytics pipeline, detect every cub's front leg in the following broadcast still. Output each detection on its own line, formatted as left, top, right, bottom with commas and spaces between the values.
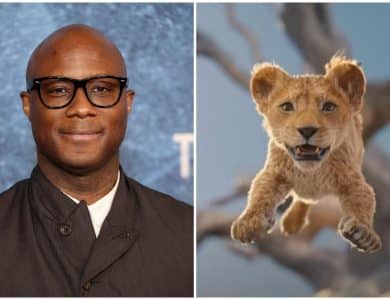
231, 168, 291, 243
337, 172, 381, 253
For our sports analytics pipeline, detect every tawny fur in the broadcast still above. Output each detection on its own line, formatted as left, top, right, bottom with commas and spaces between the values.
231, 55, 381, 253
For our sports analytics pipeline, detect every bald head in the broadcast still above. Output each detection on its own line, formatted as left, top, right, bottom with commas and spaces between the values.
26, 24, 127, 85
20, 24, 135, 179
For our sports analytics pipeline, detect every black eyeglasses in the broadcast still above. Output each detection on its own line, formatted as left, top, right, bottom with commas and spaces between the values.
27, 75, 128, 109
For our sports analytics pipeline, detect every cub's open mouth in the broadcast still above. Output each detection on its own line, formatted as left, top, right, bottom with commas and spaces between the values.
287, 144, 330, 161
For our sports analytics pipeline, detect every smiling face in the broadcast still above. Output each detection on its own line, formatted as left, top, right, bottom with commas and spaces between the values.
250, 57, 366, 171
20, 25, 134, 174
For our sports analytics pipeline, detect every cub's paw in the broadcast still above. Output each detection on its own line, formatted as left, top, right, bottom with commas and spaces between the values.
338, 216, 382, 253
280, 214, 308, 236
231, 212, 274, 243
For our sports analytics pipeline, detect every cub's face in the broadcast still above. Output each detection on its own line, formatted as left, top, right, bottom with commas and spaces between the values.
250, 58, 366, 171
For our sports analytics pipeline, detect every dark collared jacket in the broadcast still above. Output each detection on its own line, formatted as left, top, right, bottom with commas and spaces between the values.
0, 166, 193, 296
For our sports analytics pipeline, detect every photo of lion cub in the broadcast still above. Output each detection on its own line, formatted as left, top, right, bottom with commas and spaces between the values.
231, 55, 381, 253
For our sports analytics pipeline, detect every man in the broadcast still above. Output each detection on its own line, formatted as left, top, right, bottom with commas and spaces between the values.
0, 24, 193, 296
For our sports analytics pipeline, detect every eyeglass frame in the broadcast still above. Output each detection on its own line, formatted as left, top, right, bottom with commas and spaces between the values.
26, 75, 128, 109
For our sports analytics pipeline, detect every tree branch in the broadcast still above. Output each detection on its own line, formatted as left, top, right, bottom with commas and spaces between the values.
197, 31, 249, 88
255, 232, 346, 290
197, 211, 235, 244
225, 3, 264, 62
362, 81, 390, 142
279, 3, 350, 73
197, 210, 346, 289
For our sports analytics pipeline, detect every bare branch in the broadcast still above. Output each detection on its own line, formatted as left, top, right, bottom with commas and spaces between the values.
225, 3, 263, 62
255, 233, 346, 289
227, 240, 259, 259
197, 211, 235, 244
317, 277, 381, 297
347, 146, 390, 275
364, 146, 390, 233
197, 210, 346, 289
279, 3, 350, 73
363, 81, 390, 142
197, 31, 249, 88
383, 291, 390, 297
364, 145, 390, 188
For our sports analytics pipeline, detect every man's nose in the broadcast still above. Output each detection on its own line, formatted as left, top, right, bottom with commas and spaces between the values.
65, 87, 96, 118
297, 126, 318, 140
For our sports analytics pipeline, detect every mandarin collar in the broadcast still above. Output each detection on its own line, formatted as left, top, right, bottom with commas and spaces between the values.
29, 165, 140, 233
30, 166, 80, 222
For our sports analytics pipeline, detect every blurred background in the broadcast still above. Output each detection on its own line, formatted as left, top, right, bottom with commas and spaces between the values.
0, 3, 193, 204
197, 3, 390, 296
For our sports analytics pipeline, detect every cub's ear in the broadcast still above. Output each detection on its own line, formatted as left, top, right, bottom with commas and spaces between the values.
250, 63, 288, 112
326, 58, 366, 111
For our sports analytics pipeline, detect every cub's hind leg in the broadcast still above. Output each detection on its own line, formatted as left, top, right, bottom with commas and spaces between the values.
280, 198, 312, 235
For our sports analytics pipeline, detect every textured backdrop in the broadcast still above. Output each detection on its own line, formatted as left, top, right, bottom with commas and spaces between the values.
0, 3, 193, 204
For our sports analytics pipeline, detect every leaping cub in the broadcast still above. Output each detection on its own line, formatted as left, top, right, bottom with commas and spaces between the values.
231, 55, 381, 253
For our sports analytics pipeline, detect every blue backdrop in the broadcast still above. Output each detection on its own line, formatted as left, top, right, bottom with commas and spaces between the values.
0, 3, 193, 205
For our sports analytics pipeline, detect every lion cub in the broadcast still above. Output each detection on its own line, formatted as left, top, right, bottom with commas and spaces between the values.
231, 56, 381, 253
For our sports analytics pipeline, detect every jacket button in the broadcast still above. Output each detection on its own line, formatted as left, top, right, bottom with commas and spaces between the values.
58, 223, 72, 236
82, 281, 92, 292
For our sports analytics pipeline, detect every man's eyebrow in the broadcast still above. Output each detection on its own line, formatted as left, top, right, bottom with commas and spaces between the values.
92, 73, 118, 77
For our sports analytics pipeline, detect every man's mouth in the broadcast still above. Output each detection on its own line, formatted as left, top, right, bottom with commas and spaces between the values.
59, 129, 104, 142
287, 144, 330, 161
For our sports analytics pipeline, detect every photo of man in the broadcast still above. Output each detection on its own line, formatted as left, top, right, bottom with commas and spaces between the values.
0, 4, 193, 297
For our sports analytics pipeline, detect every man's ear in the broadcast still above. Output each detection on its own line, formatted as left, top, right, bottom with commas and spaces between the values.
125, 89, 135, 113
250, 63, 289, 112
20, 91, 32, 121
326, 59, 366, 111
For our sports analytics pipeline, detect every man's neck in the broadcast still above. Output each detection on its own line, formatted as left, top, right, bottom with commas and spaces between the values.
37, 153, 120, 205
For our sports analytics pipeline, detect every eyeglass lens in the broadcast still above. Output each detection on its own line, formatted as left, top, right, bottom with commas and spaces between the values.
40, 77, 122, 108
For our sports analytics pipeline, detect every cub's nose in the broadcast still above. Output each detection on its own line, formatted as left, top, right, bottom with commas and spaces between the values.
298, 126, 318, 139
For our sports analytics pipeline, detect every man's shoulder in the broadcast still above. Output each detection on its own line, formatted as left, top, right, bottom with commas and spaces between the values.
124, 175, 193, 227
0, 179, 29, 201
125, 175, 192, 210
0, 179, 30, 217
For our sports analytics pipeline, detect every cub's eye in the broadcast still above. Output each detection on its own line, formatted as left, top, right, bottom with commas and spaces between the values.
280, 102, 294, 112
322, 101, 337, 112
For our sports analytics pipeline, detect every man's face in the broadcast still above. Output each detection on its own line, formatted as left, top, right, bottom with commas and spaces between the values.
21, 35, 134, 174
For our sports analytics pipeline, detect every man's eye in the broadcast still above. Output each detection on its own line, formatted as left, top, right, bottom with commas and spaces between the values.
280, 102, 294, 112
47, 87, 70, 95
90, 86, 112, 93
322, 101, 337, 112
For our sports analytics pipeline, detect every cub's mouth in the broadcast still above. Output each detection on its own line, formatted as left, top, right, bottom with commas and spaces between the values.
287, 144, 330, 161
